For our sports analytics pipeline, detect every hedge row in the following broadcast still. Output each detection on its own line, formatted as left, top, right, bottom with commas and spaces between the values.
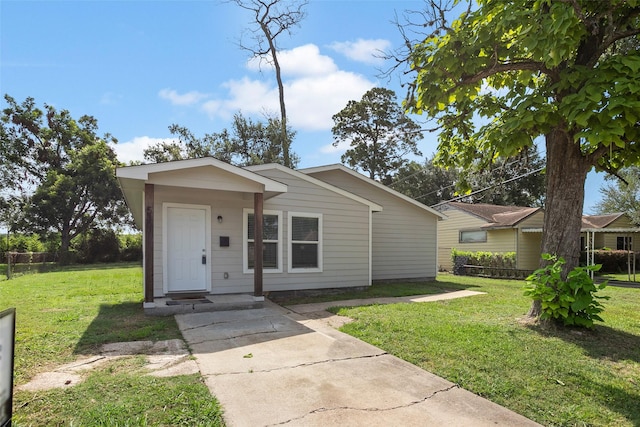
582, 250, 639, 273
451, 249, 516, 269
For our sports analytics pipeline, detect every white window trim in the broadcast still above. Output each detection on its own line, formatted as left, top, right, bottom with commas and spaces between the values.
243, 208, 283, 274
288, 212, 323, 273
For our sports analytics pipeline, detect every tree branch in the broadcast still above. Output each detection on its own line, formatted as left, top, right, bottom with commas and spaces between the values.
459, 61, 549, 86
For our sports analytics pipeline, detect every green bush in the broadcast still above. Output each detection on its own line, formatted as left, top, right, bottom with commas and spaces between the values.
524, 254, 609, 329
119, 233, 142, 262
581, 249, 638, 273
451, 249, 516, 268
72, 228, 120, 263
7, 234, 45, 253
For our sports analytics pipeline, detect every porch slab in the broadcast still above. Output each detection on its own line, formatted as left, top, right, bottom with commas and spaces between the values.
144, 293, 263, 316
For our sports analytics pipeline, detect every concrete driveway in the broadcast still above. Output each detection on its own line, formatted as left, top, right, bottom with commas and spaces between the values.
175, 299, 540, 427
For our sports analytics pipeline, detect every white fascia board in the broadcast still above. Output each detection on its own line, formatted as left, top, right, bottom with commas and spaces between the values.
301, 163, 446, 219
245, 163, 383, 212
116, 157, 287, 193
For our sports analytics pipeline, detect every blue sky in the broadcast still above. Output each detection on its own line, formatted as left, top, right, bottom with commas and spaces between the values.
1, 0, 605, 212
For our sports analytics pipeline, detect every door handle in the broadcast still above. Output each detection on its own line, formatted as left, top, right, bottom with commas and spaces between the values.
202, 254, 206, 264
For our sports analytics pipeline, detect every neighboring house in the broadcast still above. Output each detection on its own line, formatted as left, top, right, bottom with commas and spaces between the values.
116, 158, 443, 308
436, 202, 544, 272
581, 213, 638, 251
437, 202, 640, 272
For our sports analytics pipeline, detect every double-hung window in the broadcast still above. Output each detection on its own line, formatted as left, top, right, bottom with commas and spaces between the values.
288, 212, 322, 273
243, 209, 282, 273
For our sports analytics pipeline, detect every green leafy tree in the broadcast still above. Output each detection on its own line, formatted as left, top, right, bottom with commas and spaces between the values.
465, 146, 546, 207
144, 113, 298, 167
1, 95, 127, 263
391, 159, 459, 206
332, 87, 422, 184
398, 1, 640, 318
593, 166, 640, 224
393, 146, 545, 207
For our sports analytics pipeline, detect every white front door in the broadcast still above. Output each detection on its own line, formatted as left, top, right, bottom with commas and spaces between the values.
166, 206, 208, 293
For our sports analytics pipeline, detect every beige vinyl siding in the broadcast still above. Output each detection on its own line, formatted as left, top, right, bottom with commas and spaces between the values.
303, 170, 439, 280
152, 172, 371, 295
252, 168, 371, 290
437, 208, 518, 271
516, 210, 544, 270
516, 231, 542, 270
518, 211, 545, 228
602, 216, 636, 249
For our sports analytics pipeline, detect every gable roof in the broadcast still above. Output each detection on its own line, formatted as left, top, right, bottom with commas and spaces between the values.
299, 164, 446, 219
116, 157, 288, 227
581, 213, 625, 229
442, 201, 541, 228
244, 163, 383, 212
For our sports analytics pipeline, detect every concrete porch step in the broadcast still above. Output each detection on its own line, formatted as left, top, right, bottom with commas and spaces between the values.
145, 293, 264, 316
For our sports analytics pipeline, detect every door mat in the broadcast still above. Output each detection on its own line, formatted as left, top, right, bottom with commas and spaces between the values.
166, 298, 212, 306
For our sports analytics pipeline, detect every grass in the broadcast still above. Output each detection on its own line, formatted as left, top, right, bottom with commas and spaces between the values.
317, 274, 640, 427
269, 280, 467, 305
599, 272, 640, 283
1, 263, 224, 426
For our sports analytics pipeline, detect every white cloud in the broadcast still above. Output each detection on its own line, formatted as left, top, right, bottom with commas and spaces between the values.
111, 136, 177, 165
158, 88, 209, 106
247, 44, 338, 77
100, 92, 123, 105
286, 71, 374, 130
329, 39, 391, 65
202, 44, 376, 132
320, 139, 350, 154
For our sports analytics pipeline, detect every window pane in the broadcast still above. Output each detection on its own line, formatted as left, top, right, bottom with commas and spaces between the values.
292, 217, 318, 241
263, 215, 279, 240
263, 242, 278, 268
292, 243, 318, 268
248, 214, 255, 240
460, 230, 487, 243
617, 236, 632, 250
247, 213, 278, 240
248, 242, 278, 269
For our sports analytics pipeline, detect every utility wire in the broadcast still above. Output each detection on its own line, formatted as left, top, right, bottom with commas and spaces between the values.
429, 166, 545, 208
391, 153, 544, 204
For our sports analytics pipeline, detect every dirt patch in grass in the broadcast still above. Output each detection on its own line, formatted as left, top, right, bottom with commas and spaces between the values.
18, 338, 199, 392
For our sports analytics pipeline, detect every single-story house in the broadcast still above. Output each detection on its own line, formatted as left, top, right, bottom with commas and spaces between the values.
116, 158, 444, 308
436, 202, 544, 271
581, 213, 638, 250
437, 201, 640, 272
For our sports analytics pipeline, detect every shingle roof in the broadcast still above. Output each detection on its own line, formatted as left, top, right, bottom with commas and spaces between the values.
445, 202, 629, 230
444, 201, 541, 228
581, 213, 625, 229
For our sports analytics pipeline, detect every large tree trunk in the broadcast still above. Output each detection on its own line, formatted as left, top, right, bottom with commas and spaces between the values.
59, 227, 72, 266
528, 128, 590, 318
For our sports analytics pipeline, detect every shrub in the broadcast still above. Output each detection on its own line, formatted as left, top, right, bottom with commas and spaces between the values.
451, 249, 516, 268
524, 254, 609, 329
7, 234, 45, 253
119, 233, 142, 262
581, 249, 638, 273
72, 228, 120, 263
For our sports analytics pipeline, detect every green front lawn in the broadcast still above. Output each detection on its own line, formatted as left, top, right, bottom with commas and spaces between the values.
328, 274, 640, 426
1, 263, 224, 426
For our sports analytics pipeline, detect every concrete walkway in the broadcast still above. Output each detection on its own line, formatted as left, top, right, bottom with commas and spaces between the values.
175, 292, 540, 427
